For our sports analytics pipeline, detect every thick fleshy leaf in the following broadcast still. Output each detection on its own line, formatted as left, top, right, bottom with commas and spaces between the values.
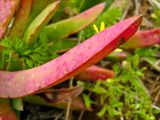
79, 0, 129, 41
27, 0, 55, 26
75, 65, 114, 81
0, 0, 20, 39
11, 98, 23, 111
23, 1, 60, 43
9, 0, 32, 38
0, 15, 142, 98
0, 99, 18, 120
107, 51, 128, 61
43, 3, 105, 41
122, 29, 160, 49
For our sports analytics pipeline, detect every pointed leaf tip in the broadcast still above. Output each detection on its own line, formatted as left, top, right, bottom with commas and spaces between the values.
133, 14, 143, 25
0, 16, 142, 98
23, 0, 60, 43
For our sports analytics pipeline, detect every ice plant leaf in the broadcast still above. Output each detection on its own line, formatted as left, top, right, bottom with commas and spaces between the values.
9, 0, 32, 38
43, 3, 105, 41
23, 1, 60, 43
11, 98, 23, 111
122, 29, 160, 49
27, 0, 55, 26
0, 15, 142, 98
75, 65, 114, 81
0, 0, 20, 39
107, 51, 128, 61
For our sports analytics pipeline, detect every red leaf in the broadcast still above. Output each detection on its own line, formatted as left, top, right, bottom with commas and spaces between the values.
0, 15, 142, 98
107, 51, 128, 61
0, 0, 20, 39
122, 28, 160, 49
75, 65, 114, 81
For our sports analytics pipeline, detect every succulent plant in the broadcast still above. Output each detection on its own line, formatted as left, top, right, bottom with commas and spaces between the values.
0, 0, 144, 119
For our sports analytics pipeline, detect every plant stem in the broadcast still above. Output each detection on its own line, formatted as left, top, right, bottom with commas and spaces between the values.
65, 77, 74, 120
78, 111, 84, 120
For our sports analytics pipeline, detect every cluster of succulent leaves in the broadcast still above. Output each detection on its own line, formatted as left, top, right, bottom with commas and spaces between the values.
0, 0, 159, 120
0, 0, 117, 70
78, 52, 159, 119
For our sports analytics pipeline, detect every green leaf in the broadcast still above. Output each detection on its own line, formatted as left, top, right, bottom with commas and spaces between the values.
11, 98, 23, 111
82, 93, 92, 108
23, 1, 60, 43
51, 38, 77, 52
89, 86, 107, 94
27, 0, 55, 25
43, 3, 105, 41
98, 104, 108, 117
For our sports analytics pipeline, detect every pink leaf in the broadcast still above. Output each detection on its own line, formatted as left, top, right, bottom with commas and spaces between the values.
75, 65, 114, 81
0, 15, 142, 98
122, 28, 160, 49
0, 0, 20, 39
